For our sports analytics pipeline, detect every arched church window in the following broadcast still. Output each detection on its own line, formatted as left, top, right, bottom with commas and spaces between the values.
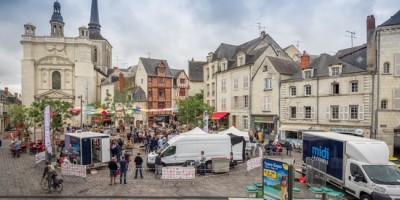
52, 71, 61, 89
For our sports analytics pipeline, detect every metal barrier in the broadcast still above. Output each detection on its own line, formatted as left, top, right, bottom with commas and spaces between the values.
305, 157, 327, 187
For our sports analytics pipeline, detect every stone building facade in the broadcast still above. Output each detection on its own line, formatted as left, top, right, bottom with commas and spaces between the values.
20, 0, 111, 126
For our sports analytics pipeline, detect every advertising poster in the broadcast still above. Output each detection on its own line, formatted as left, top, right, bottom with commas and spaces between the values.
263, 159, 289, 200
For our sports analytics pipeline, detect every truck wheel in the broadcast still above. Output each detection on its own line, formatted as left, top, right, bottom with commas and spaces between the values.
360, 194, 372, 200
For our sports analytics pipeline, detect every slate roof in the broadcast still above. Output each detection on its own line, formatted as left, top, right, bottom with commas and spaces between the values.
139, 57, 173, 77
89, 31, 105, 40
289, 53, 366, 80
131, 86, 146, 102
267, 56, 300, 75
0, 90, 21, 104
170, 69, 181, 78
210, 33, 289, 70
379, 10, 400, 27
188, 60, 205, 82
335, 44, 367, 70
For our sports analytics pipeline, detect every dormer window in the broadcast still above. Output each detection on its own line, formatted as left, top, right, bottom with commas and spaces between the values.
330, 66, 342, 76
238, 56, 245, 66
303, 70, 313, 79
221, 62, 227, 71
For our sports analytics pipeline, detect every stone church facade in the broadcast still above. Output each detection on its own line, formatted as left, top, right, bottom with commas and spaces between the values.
20, 0, 111, 126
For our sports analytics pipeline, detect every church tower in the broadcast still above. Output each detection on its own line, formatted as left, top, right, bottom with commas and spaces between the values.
50, 1, 65, 37
88, 0, 103, 39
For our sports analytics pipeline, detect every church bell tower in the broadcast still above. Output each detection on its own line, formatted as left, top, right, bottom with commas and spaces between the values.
50, 1, 65, 37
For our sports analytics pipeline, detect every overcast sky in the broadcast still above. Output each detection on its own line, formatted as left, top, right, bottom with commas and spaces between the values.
0, 0, 398, 94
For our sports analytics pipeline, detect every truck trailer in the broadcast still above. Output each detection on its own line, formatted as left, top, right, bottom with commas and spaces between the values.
302, 131, 400, 200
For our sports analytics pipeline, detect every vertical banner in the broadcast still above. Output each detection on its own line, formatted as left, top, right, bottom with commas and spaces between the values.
44, 105, 52, 154
263, 158, 293, 200
203, 110, 208, 133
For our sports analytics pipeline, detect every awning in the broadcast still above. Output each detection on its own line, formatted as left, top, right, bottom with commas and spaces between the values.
212, 112, 229, 120
279, 125, 311, 131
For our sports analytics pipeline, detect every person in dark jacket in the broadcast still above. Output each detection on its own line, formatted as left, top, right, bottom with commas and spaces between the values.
155, 154, 162, 178
115, 145, 122, 162
285, 141, 292, 156
119, 157, 128, 184
108, 157, 118, 185
134, 152, 143, 179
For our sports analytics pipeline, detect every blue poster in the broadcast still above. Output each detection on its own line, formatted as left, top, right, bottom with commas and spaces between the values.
263, 159, 289, 200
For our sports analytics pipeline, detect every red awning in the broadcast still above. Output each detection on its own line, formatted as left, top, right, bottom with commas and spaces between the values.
212, 112, 229, 120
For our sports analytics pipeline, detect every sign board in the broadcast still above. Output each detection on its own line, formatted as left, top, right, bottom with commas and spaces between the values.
35, 151, 46, 164
263, 159, 292, 200
330, 128, 364, 135
161, 167, 195, 180
44, 106, 52, 154
247, 156, 262, 171
61, 164, 87, 178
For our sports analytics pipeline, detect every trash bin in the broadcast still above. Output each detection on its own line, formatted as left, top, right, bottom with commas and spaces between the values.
211, 157, 230, 173
253, 182, 263, 198
326, 191, 344, 200
293, 187, 301, 199
245, 185, 257, 198
309, 187, 325, 199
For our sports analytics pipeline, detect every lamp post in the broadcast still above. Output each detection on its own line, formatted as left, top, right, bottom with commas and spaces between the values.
78, 95, 83, 130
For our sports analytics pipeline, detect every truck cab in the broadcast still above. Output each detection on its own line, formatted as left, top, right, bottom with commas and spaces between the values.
345, 160, 400, 200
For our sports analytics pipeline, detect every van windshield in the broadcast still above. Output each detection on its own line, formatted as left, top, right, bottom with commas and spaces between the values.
362, 165, 400, 185
157, 143, 169, 154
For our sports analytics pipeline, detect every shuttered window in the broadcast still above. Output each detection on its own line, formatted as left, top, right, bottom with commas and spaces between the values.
394, 88, 400, 110
395, 54, 400, 76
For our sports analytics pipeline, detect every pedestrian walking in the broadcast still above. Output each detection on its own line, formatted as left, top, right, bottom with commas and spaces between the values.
155, 154, 162, 179
123, 151, 131, 169
285, 141, 292, 156
115, 144, 122, 162
119, 156, 128, 184
108, 157, 118, 185
134, 152, 144, 179
199, 151, 206, 176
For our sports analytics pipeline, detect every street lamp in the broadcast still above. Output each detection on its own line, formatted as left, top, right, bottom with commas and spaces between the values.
78, 95, 84, 130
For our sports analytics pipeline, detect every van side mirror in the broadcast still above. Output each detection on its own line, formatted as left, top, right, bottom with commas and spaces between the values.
354, 174, 364, 182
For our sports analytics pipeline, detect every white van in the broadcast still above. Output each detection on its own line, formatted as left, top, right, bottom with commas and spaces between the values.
147, 134, 245, 170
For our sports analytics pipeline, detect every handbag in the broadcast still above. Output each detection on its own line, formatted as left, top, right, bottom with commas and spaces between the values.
116, 167, 121, 176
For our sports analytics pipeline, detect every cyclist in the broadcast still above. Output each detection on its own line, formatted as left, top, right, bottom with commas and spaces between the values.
42, 161, 56, 191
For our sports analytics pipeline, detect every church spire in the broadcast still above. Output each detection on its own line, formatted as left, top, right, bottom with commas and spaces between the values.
50, 0, 65, 36
88, 0, 101, 33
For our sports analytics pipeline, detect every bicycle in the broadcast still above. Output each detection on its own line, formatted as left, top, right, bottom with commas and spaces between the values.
41, 174, 63, 193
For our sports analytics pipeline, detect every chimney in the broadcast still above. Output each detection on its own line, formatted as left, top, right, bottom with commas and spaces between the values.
366, 15, 376, 71
14, 93, 18, 98
119, 72, 125, 91
260, 30, 266, 38
300, 51, 310, 70
4, 87, 8, 94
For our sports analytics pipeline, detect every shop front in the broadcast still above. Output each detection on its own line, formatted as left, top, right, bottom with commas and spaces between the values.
251, 115, 277, 141
278, 124, 313, 146
212, 112, 230, 130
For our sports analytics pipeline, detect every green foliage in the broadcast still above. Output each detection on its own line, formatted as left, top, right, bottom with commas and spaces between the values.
10, 104, 34, 133
88, 100, 102, 109
177, 92, 214, 126
30, 97, 73, 132
102, 92, 115, 110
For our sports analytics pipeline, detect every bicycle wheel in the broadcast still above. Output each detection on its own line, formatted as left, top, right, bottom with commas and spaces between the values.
40, 179, 48, 190
54, 183, 63, 193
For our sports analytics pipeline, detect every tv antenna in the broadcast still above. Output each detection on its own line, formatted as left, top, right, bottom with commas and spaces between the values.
253, 22, 265, 33
146, 52, 151, 58
346, 31, 356, 47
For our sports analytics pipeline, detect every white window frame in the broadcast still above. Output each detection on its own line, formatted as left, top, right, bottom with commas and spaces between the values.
244, 95, 249, 108
221, 98, 226, 110
332, 82, 340, 95
243, 76, 249, 88
350, 81, 358, 93
303, 70, 312, 79
330, 105, 339, 120
290, 106, 297, 119
381, 99, 388, 110
304, 106, 312, 119
233, 77, 239, 90
263, 96, 270, 111
394, 88, 400, 110
304, 85, 311, 96
243, 116, 249, 130
349, 105, 359, 120
383, 62, 390, 74
290, 86, 296, 96
395, 54, 400, 76
331, 67, 341, 76
221, 79, 226, 92
264, 79, 272, 90
238, 56, 245, 66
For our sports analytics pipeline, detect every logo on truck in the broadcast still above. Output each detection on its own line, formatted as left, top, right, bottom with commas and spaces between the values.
312, 146, 330, 165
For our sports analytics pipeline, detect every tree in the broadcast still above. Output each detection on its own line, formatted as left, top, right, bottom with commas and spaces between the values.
88, 100, 102, 109
30, 97, 73, 133
177, 92, 214, 127
10, 104, 34, 135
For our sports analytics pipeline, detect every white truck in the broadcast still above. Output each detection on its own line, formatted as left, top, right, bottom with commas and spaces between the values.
302, 131, 400, 200
146, 134, 245, 170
